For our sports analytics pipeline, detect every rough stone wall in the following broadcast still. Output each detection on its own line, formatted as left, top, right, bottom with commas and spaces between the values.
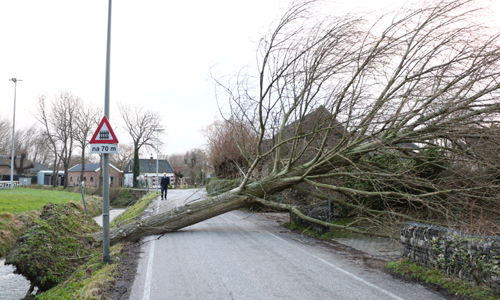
400, 222, 500, 291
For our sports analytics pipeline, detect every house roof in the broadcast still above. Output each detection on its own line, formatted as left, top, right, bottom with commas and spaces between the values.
30, 162, 51, 172
124, 159, 175, 174
0, 155, 17, 167
69, 164, 100, 172
68, 163, 121, 173
262, 105, 345, 152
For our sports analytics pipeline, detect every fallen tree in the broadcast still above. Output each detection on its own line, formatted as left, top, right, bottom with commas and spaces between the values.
99, 0, 500, 245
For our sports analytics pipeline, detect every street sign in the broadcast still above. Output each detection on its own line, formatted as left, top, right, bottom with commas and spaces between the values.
90, 116, 118, 154
91, 143, 119, 154
90, 116, 119, 144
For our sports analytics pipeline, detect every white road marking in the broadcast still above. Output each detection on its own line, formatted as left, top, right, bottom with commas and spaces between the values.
143, 198, 161, 300
265, 230, 405, 300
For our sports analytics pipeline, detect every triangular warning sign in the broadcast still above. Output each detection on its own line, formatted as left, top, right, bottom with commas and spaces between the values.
89, 116, 119, 144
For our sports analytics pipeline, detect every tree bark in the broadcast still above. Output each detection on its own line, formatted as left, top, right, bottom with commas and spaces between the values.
95, 174, 303, 245
95, 190, 250, 245
133, 144, 140, 188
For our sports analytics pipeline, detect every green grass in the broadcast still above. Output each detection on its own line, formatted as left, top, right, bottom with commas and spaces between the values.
386, 259, 499, 300
110, 193, 157, 228
36, 244, 124, 300
0, 188, 102, 258
5, 203, 103, 292
0, 187, 83, 214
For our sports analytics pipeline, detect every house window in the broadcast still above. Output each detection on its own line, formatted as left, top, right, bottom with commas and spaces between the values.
129, 165, 132, 172
70, 177, 73, 181
77, 177, 80, 181
84, 177, 87, 181
90, 177, 94, 182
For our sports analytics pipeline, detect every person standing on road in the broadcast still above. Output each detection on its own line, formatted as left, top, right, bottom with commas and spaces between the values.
160, 173, 169, 200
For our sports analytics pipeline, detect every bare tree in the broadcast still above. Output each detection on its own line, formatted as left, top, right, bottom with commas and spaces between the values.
0, 120, 45, 170
16, 125, 52, 166
97, 0, 500, 244
53, 92, 80, 188
29, 133, 54, 167
182, 149, 204, 185
164, 153, 186, 185
74, 102, 100, 183
110, 144, 134, 170
35, 95, 63, 187
119, 104, 162, 187
0, 117, 11, 155
204, 119, 257, 179
35, 92, 80, 188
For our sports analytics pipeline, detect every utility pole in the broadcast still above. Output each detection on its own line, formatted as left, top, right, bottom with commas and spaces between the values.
9, 78, 22, 190
202, 149, 205, 186
155, 128, 165, 194
102, 0, 112, 264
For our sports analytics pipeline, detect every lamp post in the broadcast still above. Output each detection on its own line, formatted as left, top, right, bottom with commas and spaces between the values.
155, 128, 165, 194
9, 78, 22, 190
102, 0, 112, 265
202, 149, 205, 186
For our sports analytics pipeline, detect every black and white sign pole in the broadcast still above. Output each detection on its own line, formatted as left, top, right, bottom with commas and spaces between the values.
103, 0, 112, 264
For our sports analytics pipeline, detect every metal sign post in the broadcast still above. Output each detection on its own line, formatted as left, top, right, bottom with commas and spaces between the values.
102, 0, 112, 264
89, 118, 119, 265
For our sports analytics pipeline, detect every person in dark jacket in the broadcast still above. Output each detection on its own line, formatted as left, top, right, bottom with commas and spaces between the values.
160, 173, 169, 200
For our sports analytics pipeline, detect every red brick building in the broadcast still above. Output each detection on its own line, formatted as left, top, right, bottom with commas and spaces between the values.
67, 163, 123, 187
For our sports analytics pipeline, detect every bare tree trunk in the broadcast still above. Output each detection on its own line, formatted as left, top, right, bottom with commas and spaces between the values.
97, 190, 250, 245
133, 144, 140, 188
96, 173, 303, 245
80, 150, 85, 186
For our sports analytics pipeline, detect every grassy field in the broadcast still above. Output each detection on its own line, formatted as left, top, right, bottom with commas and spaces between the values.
0, 187, 102, 257
0, 187, 83, 214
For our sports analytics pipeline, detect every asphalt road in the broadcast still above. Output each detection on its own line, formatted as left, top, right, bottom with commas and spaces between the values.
129, 189, 444, 300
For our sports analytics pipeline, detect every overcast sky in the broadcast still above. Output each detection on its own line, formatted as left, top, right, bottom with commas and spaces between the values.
1, 0, 499, 156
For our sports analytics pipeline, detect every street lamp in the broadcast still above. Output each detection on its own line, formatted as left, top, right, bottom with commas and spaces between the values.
202, 149, 205, 186
155, 128, 165, 194
9, 78, 22, 190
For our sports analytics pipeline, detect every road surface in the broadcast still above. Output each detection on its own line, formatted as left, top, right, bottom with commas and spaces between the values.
129, 189, 444, 300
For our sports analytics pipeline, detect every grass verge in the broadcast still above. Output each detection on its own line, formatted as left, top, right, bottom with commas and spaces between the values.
35, 243, 125, 300
5, 203, 103, 292
110, 193, 157, 228
0, 211, 39, 258
386, 258, 499, 300
35, 193, 157, 299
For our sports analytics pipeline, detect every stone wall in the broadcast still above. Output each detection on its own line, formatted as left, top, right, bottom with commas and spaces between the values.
400, 222, 500, 290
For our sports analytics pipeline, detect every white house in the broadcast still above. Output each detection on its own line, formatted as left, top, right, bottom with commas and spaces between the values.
123, 158, 175, 188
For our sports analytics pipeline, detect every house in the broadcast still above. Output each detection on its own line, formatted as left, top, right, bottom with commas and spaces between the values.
37, 170, 65, 186
123, 158, 175, 187
0, 158, 10, 180
0, 155, 34, 180
67, 163, 124, 187
26, 162, 51, 176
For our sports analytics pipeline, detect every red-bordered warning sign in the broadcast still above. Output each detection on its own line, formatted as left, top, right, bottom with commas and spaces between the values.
89, 116, 119, 144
